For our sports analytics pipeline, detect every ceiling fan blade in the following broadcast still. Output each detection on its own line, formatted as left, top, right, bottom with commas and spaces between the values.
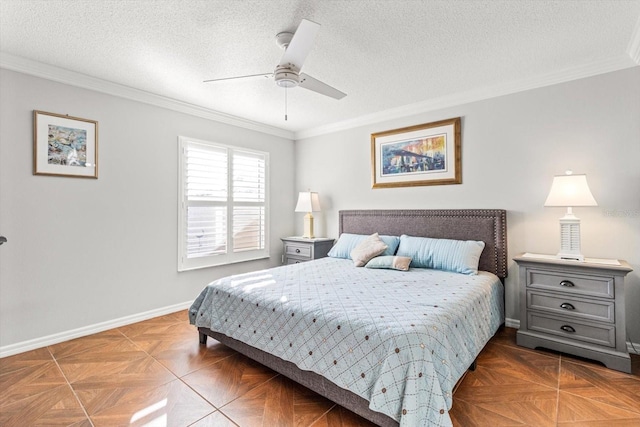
203, 73, 271, 83
299, 73, 346, 100
278, 19, 320, 70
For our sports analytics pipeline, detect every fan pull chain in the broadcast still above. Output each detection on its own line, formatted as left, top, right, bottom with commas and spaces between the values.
284, 86, 288, 121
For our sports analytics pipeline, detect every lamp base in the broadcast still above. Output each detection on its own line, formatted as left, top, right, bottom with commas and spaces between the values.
556, 252, 585, 262
557, 211, 584, 262
301, 213, 315, 239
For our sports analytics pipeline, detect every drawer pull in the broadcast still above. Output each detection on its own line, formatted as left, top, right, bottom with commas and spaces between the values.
559, 280, 575, 288
295, 248, 301, 254
560, 325, 576, 333
560, 303, 575, 310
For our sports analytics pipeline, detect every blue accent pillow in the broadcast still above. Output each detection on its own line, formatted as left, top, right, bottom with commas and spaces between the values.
328, 233, 400, 259
395, 234, 485, 275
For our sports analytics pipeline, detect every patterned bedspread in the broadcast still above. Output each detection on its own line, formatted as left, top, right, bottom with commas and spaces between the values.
189, 257, 504, 426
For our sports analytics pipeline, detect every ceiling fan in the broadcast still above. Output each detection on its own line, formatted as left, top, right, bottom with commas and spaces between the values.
204, 19, 346, 118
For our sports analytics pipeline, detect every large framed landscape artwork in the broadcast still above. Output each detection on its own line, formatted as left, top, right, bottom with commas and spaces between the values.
371, 117, 461, 188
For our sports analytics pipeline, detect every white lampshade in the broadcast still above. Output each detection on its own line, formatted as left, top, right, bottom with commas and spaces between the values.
295, 191, 321, 239
544, 171, 597, 262
544, 173, 597, 207
295, 191, 321, 213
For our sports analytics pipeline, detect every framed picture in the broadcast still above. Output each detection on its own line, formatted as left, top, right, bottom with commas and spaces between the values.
371, 117, 461, 188
33, 110, 98, 178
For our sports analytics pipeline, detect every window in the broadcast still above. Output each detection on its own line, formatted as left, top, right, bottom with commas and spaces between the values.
178, 137, 269, 271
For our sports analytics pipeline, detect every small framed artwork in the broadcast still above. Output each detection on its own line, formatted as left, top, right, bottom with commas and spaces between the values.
371, 117, 461, 188
33, 110, 98, 178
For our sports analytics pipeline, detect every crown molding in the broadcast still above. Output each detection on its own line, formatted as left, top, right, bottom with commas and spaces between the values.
2, 52, 635, 143
628, 15, 640, 64
0, 52, 294, 140
295, 55, 637, 140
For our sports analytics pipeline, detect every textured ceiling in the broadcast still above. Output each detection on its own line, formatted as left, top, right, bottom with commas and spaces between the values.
1, 0, 639, 138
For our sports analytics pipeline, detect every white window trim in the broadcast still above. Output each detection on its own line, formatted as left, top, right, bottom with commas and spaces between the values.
178, 136, 270, 271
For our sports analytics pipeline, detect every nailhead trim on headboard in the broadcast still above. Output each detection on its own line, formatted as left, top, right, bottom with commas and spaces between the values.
338, 209, 508, 279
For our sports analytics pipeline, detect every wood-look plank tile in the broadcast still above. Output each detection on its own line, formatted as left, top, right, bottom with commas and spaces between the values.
48, 328, 126, 360
451, 378, 558, 425
558, 421, 640, 427
451, 396, 557, 426
559, 359, 640, 415
181, 352, 278, 408
118, 312, 186, 339
0, 383, 89, 426
58, 352, 176, 390
311, 405, 378, 427
167, 309, 189, 323
121, 320, 197, 348
0, 347, 53, 376
75, 378, 214, 426
451, 339, 559, 426
485, 326, 518, 349
5, 314, 640, 427
561, 352, 640, 378
0, 360, 68, 409
557, 390, 640, 424
190, 410, 239, 426
473, 340, 561, 389
221, 374, 335, 427
123, 321, 237, 377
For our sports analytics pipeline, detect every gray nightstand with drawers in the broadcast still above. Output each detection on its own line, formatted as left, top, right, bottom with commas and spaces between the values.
281, 237, 334, 265
514, 254, 633, 373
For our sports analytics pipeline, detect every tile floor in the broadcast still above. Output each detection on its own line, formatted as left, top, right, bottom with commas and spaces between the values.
0, 310, 638, 426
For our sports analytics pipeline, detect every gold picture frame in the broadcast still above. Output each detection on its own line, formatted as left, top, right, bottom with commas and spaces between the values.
371, 117, 461, 188
33, 110, 98, 178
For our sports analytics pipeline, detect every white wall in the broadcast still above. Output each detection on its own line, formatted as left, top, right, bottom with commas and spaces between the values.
294, 67, 640, 343
0, 70, 295, 352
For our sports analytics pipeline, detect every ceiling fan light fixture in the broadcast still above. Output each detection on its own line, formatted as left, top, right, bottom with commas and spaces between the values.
274, 67, 300, 88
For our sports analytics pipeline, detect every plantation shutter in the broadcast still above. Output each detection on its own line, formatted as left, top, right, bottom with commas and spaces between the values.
232, 150, 266, 252
178, 137, 269, 271
185, 143, 228, 258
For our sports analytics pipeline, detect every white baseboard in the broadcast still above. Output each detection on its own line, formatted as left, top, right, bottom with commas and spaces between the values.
0, 301, 193, 358
504, 317, 520, 329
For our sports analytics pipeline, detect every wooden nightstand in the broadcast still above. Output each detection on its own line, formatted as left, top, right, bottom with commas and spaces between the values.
281, 237, 334, 265
514, 253, 633, 373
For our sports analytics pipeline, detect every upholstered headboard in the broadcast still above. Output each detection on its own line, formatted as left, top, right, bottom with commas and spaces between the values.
338, 209, 508, 279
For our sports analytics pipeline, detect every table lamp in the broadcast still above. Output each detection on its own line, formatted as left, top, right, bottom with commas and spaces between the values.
295, 190, 321, 238
544, 170, 597, 261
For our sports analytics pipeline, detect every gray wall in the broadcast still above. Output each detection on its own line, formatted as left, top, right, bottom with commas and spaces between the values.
2, 66, 638, 353
0, 69, 295, 351
294, 67, 640, 343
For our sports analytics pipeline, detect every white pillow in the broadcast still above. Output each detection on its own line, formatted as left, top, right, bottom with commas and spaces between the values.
365, 256, 412, 271
350, 233, 388, 267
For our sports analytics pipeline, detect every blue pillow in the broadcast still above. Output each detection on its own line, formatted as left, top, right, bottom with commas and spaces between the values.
328, 233, 400, 259
395, 235, 485, 275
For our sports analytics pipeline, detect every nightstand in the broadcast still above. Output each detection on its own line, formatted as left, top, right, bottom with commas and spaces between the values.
281, 237, 334, 264
514, 253, 633, 373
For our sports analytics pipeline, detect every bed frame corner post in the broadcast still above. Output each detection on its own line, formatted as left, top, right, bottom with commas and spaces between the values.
199, 331, 208, 345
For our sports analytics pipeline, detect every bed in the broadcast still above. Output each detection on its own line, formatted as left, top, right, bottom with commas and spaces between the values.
190, 209, 507, 426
